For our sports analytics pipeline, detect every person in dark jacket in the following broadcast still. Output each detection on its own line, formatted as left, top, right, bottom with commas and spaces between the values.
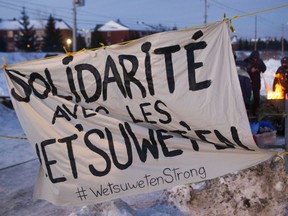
244, 51, 266, 115
236, 60, 251, 110
272, 56, 288, 95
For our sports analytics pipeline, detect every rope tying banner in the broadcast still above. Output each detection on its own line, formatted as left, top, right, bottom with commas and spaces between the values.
0, 135, 27, 140
0, 57, 8, 70
275, 151, 288, 160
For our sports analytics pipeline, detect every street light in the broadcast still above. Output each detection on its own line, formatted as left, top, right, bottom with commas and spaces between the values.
66, 38, 72, 51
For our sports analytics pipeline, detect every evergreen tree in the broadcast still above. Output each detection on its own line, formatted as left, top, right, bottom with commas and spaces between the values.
42, 15, 63, 52
238, 38, 243, 50
244, 39, 249, 50
284, 39, 288, 51
16, 7, 37, 52
257, 39, 266, 50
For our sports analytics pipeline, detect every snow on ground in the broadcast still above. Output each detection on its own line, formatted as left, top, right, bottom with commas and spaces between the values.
260, 58, 281, 96
0, 52, 287, 216
0, 104, 34, 170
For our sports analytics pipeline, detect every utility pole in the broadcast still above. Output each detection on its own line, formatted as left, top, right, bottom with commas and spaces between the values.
72, 0, 77, 52
254, 16, 257, 51
282, 24, 285, 57
72, 0, 85, 52
204, 0, 208, 25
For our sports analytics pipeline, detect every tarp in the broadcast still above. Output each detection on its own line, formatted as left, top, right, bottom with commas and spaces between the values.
4, 20, 273, 206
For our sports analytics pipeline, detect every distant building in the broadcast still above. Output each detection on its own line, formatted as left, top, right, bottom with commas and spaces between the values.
0, 18, 172, 52
95, 20, 160, 45
0, 19, 72, 52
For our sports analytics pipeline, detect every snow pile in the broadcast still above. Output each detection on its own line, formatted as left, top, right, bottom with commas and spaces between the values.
71, 199, 185, 216
260, 58, 281, 95
159, 158, 288, 216
65, 158, 288, 216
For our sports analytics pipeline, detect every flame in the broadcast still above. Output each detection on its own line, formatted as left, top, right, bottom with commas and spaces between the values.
266, 81, 285, 100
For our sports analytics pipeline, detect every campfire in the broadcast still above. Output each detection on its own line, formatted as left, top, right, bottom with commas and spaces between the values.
264, 75, 285, 113
265, 74, 285, 100
266, 83, 285, 99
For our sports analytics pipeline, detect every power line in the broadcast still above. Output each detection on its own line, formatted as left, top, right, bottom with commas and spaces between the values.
0, 0, 71, 21
210, 0, 274, 26
0, 0, 184, 30
0, 0, 111, 28
210, 0, 247, 15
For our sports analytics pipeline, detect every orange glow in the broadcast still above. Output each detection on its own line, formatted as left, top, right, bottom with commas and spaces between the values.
266, 82, 285, 99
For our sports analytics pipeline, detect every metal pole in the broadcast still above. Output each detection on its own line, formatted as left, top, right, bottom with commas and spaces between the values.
285, 93, 288, 173
204, 0, 208, 25
72, 0, 77, 52
282, 24, 285, 57
254, 16, 257, 51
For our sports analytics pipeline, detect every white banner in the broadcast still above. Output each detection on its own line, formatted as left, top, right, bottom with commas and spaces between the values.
5, 21, 273, 206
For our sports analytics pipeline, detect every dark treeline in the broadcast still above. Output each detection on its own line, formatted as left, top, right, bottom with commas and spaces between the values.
236, 38, 288, 51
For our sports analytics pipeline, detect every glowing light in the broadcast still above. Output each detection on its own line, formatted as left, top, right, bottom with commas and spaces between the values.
66, 38, 72, 46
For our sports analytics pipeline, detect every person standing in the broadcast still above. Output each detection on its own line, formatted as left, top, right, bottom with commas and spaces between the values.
236, 60, 251, 110
272, 56, 288, 94
244, 51, 266, 115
